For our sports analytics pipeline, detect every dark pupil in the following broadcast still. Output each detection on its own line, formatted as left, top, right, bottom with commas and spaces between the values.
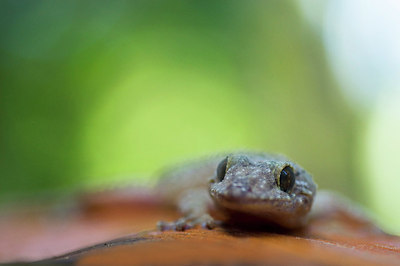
216, 157, 228, 182
279, 166, 295, 192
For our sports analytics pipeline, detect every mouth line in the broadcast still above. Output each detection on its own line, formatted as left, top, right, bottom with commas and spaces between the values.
212, 193, 294, 205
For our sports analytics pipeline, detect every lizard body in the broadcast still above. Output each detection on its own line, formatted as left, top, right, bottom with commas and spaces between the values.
156, 152, 317, 231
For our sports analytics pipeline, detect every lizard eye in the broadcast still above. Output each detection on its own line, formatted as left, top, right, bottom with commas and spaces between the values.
216, 157, 228, 182
278, 166, 295, 193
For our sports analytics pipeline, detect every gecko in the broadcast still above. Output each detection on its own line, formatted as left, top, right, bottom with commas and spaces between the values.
156, 152, 317, 231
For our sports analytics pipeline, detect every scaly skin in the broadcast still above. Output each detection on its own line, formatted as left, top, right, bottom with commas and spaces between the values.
157, 152, 317, 231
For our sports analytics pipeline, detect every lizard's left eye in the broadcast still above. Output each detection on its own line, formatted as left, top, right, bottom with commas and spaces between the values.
216, 157, 228, 182
278, 166, 295, 193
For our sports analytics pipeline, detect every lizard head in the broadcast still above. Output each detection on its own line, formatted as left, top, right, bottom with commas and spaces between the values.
208, 153, 317, 228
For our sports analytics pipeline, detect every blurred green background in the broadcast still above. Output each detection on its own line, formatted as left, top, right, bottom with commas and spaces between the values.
0, 0, 398, 233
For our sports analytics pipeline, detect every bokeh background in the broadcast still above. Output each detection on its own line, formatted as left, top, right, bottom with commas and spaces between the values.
0, 0, 399, 234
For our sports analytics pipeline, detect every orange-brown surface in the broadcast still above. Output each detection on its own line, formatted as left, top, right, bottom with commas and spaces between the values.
1, 188, 399, 265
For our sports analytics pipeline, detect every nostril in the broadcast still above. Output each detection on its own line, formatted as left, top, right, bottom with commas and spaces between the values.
295, 196, 310, 207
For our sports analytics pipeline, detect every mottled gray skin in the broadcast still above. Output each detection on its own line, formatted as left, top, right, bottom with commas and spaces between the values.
157, 152, 317, 231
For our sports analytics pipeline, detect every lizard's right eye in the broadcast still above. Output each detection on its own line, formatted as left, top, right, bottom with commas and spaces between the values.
216, 157, 228, 182
278, 166, 295, 193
